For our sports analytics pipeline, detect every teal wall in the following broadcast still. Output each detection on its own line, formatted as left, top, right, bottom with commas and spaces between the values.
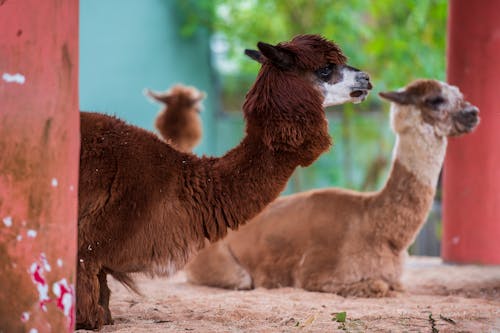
79, 0, 217, 154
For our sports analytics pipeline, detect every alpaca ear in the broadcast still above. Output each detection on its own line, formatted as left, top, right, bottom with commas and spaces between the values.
245, 49, 264, 63
257, 42, 294, 69
145, 89, 172, 104
379, 90, 414, 105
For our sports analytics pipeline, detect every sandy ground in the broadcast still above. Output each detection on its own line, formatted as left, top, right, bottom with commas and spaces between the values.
77, 257, 500, 332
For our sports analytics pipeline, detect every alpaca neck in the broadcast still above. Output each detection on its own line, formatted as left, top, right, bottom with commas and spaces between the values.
374, 109, 447, 250
391, 126, 447, 189
185, 65, 329, 243
185, 135, 298, 242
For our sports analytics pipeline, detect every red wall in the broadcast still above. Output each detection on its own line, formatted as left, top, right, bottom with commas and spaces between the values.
0, 1, 79, 331
443, 0, 500, 264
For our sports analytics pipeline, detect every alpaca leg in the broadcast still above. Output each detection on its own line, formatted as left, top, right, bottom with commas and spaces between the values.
76, 262, 105, 330
98, 269, 114, 325
338, 279, 392, 297
302, 276, 391, 297
185, 242, 253, 290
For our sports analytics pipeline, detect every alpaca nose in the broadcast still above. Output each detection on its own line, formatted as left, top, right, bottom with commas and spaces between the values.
457, 105, 480, 128
355, 71, 372, 89
465, 106, 479, 116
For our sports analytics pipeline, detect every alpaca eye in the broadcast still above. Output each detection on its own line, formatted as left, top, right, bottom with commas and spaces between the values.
316, 65, 333, 80
425, 96, 445, 108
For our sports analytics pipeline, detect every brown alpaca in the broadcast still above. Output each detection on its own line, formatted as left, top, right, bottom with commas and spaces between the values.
146, 84, 204, 153
77, 34, 372, 329
185, 79, 480, 297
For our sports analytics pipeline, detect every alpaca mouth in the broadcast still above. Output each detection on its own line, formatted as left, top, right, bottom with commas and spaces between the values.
452, 108, 480, 135
350, 81, 373, 101
350, 88, 370, 104
454, 117, 480, 134
350, 90, 365, 98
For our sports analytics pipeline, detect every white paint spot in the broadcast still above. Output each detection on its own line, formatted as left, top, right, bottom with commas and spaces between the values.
79, 259, 84, 263
40, 253, 51, 272
57, 259, 63, 267
27, 229, 37, 238
29, 329, 38, 333
87, 244, 92, 251
53, 279, 74, 317
51, 178, 58, 187
29, 262, 49, 311
2, 72, 26, 84
452, 236, 460, 245
17, 235, 23, 241
21, 311, 30, 322
2, 216, 12, 227
69, 185, 74, 192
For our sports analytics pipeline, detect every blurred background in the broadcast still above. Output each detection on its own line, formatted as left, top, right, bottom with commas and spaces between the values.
80, 0, 448, 256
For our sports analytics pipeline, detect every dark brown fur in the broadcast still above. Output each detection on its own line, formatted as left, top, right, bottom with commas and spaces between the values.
77, 34, 351, 329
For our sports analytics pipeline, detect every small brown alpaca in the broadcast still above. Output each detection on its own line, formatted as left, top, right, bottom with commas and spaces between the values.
77, 34, 372, 329
185, 79, 480, 297
146, 84, 204, 153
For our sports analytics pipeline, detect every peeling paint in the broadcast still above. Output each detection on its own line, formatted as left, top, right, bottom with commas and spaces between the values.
3, 216, 13, 227
17, 234, 23, 241
452, 236, 460, 245
29, 329, 38, 333
21, 311, 30, 322
52, 278, 75, 329
27, 255, 75, 330
27, 229, 37, 238
2, 72, 26, 84
29, 262, 50, 311
40, 253, 51, 272
51, 178, 58, 187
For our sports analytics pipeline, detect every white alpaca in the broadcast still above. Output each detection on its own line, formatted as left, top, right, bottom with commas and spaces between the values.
185, 79, 480, 297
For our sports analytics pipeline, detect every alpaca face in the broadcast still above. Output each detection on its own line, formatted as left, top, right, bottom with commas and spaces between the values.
147, 85, 204, 152
316, 64, 372, 106
380, 79, 480, 137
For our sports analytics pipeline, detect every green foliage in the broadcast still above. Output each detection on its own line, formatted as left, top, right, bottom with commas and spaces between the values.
334, 311, 347, 322
179, 0, 448, 91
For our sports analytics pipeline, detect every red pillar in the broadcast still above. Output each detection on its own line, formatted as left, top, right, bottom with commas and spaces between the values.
443, 0, 500, 264
0, 1, 79, 331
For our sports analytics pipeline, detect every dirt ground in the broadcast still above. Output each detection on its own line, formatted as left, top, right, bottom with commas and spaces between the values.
76, 256, 500, 332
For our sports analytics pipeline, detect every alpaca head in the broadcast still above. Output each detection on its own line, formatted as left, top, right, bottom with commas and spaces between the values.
380, 79, 480, 138
146, 84, 205, 152
245, 35, 372, 106
243, 34, 372, 166
146, 84, 204, 113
